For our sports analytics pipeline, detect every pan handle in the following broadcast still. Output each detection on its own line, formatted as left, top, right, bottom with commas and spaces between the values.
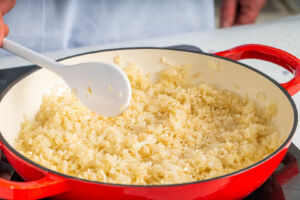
0, 150, 68, 199
215, 44, 300, 96
0, 172, 68, 200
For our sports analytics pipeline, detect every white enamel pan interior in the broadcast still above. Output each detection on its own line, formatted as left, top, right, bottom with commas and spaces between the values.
0, 48, 297, 165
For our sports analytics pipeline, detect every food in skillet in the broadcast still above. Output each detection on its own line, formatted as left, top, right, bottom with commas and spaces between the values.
15, 58, 281, 185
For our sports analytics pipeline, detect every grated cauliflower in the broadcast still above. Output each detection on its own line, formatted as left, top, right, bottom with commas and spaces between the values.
15, 61, 281, 185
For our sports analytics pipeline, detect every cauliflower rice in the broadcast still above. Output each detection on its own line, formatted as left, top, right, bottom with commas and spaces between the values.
15, 62, 282, 185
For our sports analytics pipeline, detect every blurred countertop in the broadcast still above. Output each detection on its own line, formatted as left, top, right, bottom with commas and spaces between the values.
0, 14, 299, 147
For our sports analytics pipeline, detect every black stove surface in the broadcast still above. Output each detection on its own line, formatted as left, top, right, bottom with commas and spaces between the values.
0, 45, 299, 200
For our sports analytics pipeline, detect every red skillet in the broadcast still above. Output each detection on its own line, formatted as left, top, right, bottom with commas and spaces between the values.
0, 44, 299, 200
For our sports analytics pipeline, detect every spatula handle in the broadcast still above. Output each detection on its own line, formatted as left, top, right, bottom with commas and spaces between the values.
2, 38, 64, 70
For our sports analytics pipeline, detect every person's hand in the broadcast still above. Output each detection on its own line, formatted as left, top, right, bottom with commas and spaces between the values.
0, 0, 16, 46
220, 0, 267, 28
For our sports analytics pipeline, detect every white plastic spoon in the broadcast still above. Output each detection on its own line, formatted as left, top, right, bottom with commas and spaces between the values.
1, 38, 131, 117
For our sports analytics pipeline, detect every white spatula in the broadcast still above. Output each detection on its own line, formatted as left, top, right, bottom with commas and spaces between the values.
1, 38, 131, 117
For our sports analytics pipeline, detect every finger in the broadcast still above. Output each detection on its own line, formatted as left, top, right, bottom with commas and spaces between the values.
235, 6, 258, 25
0, 0, 16, 14
220, 0, 238, 28
4, 23, 9, 36
234, 0, 266, 25
0, 15, 4, 46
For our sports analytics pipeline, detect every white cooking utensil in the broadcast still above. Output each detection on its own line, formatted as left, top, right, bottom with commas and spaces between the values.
1, 38, 131, 117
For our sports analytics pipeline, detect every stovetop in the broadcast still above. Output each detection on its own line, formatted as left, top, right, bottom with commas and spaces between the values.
0, 45, 299, 200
